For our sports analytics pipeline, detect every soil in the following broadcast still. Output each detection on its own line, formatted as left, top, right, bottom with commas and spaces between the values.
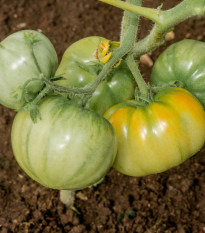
0, 0, 205, 232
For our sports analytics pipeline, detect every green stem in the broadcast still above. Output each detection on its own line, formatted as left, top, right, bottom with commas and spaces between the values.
151, 81, 184, 93
133, 24, 164, 58
100, 0, 205, 58
81, 0, 141, 106
120, 0, 142, 43
43, 77, 92, 94
132, 0, 205, 57
129, 100, 146, 108
162, 0, 205, 29
126, 54, 148, 97
136, 95, 152, 104
18, 84, 52, 122
19, 85, 51, 112
31, 85, 50, 105
21, 78, 42, 93
81, 47, 129, 103
99, 0, 161, 24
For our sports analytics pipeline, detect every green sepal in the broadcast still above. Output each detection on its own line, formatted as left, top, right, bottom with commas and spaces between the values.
12, 77, 45, 107
24, 31, 40, 46
12, 86, 26, 103
75, 61, 103, 75
18, 103, 41, 123
150, 80, 184, 94
30, 106, 41, 123
110, 41, 120, 49
134, 86, 151, 105
50, 74, 66, 81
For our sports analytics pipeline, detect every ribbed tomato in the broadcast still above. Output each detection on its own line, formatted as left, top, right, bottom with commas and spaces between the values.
11, 95, 117, 190
104, 87, 205, 176
151, 39, 205, 108
0, 30, 58, 110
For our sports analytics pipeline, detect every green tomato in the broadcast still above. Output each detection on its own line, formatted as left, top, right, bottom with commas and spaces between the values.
11, 95, 117, 190
0, 30, 58, 110
104, 87, 205, 176
55, 36, 135, 115
151, 39, 205, 108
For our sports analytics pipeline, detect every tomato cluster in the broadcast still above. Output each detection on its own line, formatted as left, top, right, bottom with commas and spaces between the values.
1, 30, 205, 190
105, 87, 205, 176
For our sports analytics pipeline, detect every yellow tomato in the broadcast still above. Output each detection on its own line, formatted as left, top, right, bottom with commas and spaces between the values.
104, 87, 205, 176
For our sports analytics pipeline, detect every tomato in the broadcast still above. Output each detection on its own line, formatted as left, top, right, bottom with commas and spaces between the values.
11, 95, 117, 190
151, 39, 205, 108
0, 30, 58, 110
55, 36, 135, 115
104, 87, 205, 176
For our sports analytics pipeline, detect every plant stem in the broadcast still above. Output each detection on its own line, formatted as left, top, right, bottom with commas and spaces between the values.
19, 85, 51, 112
120, 0, 142, 43
43, 77, 92, 94
132, 0, 205, 57
31, 85, 51, 105
126, 54, 148, 97
99, 0, 161, 24
80, 47, 130, 105
100, 0, 205, 58
133, 24, 164, 58
162, 0, 205, 29
81, 0, 141, 105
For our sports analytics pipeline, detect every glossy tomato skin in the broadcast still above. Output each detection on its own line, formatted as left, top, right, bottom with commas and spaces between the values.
151, 39, 205, 108
55, 36, 135, 115
0, 30, 58, 109
104, 87, 205, 176
11, 96, 117, 190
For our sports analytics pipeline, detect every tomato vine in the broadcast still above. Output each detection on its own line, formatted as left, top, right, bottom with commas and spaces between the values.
1, 0, 205, 206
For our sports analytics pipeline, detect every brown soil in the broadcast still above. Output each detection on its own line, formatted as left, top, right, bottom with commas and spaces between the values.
0, 0, 205, 232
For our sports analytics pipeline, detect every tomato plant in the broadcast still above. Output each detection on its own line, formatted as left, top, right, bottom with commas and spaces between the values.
104, 87, 205, 176
55, 36, 135, 115
11, 95, 117, 190
151, 39, 205, 108
0, 0, 204, 201
0, 30, 58, 110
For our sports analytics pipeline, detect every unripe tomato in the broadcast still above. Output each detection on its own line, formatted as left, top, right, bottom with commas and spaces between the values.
11, 95, 117, 190
151, 39, 205, 108
0, 30, 58, 109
